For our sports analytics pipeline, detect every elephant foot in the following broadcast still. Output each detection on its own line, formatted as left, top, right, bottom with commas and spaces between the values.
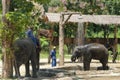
97, 66, 103, 70
84, 68, 90, 71
25, 74, 31, 77
14, 74, 21, 78
103, 66, 109, 70
112, 60, 116, 63
14, 75, 18, 78
84, 66, 90, 71
36, 68, 39, 71
32, 74, 37, 78
97, 66, 109, 70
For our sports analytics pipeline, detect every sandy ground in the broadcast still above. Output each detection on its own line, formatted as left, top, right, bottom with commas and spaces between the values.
1, 59, 120, 80
39, 59, 120, 80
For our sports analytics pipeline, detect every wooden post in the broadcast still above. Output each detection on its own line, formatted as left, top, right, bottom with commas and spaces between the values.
77, 22, 84, 45
59, 13, 64, 66
58, 12, 81, 66
112, 25, 118, 63
76, 22, 84, 62
84, 22, 88, 38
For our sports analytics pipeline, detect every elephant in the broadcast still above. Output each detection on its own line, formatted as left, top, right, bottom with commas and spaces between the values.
13, 38, 38, 78
71, 43, 109, 70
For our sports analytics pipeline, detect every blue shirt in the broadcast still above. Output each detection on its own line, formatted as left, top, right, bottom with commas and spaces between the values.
26, 29, 34, 38
26, 29, 37, 46
50, 49, 56, 59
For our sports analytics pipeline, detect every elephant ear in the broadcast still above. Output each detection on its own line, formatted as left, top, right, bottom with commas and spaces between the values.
77, 47, 82, 52
77, 46, 84, 56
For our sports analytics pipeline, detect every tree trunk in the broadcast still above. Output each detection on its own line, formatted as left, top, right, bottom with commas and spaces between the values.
59, 14, 64, 66
58, 12, 79, 66
66, 44, 74, 54
2, 44, 13, 78
2, 0, 14, 78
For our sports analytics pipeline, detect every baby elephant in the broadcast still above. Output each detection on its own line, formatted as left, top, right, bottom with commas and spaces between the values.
71, 43, 109, 70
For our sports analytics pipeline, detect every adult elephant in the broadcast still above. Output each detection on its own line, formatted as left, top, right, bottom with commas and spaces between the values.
71, 43, 109, 70
13, 38, 38, 78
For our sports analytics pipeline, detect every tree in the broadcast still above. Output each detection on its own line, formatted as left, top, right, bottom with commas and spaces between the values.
1, 0, 52, 78
0, 0, 2, 13
1, 0, 13, 78
1, 0, 34, 78
103, 0, 120, 15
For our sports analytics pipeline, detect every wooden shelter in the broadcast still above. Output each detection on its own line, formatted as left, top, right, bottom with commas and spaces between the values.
46, 13, 120, 24
45, 12, 120, 65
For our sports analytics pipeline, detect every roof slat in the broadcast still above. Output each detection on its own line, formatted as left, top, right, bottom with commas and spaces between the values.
46, 13, 120, 25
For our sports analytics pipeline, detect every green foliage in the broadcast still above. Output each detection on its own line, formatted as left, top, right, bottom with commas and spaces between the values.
64, 23, 77, 38
6, 12, 28, 25
40, 45, 71, 59
49, 0, 61, 7
102, 0, 120, 15
64, 0, 104, 14
1, 0, 39, 39
34, 0, 50, 4
40, 37, 49, 51
5, 12, 32, 38
0, 0, 36, 40
10, 0, 34, 13
58, 0, 120, 38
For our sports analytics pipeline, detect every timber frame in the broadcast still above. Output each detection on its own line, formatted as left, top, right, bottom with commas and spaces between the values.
44, 12, 120, 66
59, 12, 81, 66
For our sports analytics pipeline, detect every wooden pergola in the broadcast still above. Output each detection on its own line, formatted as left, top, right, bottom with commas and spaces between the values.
45, 12, 120, 66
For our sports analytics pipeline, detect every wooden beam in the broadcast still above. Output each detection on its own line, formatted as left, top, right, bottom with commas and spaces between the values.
63, 14, 72, 25
61, 12, 82, 15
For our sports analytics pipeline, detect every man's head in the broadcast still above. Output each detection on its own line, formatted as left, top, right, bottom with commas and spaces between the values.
30, 27, 34, 30
28, 26, 34, 30
53, 46, 56, 49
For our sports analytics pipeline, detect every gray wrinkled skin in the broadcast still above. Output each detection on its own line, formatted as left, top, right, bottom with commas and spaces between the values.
71, 43, 109, 70
13, 38, 37, 78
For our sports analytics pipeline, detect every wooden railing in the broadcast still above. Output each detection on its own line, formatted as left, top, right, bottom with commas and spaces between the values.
52, 37, 119, 46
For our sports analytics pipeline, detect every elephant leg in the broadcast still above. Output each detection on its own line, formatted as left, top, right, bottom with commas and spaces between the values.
83, 58, 91, 70
100, 58, 109, 70
71, 55, 76, 62
14, 61, 20, 78
25, 60, 31, 77
36, 49, 40, 70
31, 56, 37, 78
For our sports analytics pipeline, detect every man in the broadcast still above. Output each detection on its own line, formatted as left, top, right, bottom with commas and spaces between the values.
50, 46, 56, 67
26, 27, 37, 46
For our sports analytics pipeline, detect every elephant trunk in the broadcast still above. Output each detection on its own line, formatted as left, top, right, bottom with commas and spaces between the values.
71, 53, 77, 62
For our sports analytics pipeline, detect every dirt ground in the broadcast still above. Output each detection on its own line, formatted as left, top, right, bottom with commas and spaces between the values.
1, 59, 120, 80
38, 59, 120, 80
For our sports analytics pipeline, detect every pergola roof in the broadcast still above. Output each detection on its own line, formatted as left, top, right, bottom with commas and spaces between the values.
46, 13, 120, 25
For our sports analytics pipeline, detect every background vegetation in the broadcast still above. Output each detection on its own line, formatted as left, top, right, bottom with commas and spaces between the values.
0, 0, 120, 57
